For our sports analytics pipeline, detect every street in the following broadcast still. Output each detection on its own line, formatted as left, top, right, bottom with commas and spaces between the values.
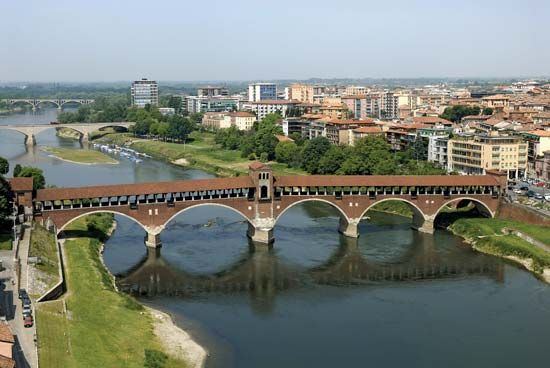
0, 223, 38, 368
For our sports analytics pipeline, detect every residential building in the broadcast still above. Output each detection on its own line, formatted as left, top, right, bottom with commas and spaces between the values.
282, 117, 313, 138
540, 151, 550, 181
197, 86, 228, 97
350, 126, 384, 145
248, 83, 277, 102
285, 84, 314, 103
381, 91, 399, 119
158, 107, 175, 116
185, 96, 241, 114
345, 86, 367, 95
0, 322, 15, 368
481, 94, 510, 111
246, 100, 299, 121
385, 124, 430, 151
202, 111, 256, 131
309, 118, 376, 145
131, 78, 158, 107
447, 135, 527, 178
427, 135, 450, 169
521, 130, 550, 178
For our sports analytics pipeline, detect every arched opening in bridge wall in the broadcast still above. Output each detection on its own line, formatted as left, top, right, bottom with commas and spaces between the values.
361, 198, 427, 230
9, 100, 34, 110
433, 198, 494, 229
35, 101, 60, 109
89, 125, 131, 140
159, 203, 252, 276
274, 199, 350, 269
56, 210, 148, 235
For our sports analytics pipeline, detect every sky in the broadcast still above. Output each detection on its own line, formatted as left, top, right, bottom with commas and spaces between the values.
1, 0, 549, 82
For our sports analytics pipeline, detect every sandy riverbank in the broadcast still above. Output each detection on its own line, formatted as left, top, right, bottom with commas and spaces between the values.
146, 307, 208, 368
41, 147, 119, 165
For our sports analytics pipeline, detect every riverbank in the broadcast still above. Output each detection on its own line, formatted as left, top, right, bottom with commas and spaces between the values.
56, 127, 81, 140
96, 131, 306, 177
36, 214, 203, 368
43, 146, 118, 165
448, 218, 550, 282
28, 223, 59, 297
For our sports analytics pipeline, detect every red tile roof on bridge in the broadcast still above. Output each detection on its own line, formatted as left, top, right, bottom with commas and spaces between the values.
274, 175, 501, 187
36, 177, 254, 201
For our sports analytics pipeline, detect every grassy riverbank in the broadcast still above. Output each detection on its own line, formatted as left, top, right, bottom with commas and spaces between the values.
96, 131, 306, 177
449, 218, 550, 274
35, 214, 188, 368
56, 127, 81, 140
368, 201, 413, 217
29, 223, 59, 293
43, 147, 118, 165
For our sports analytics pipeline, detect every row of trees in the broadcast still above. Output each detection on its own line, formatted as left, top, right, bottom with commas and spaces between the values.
129, 106, 201, 142
440, 105, 493, 123
58, 96, 129, 123
215, 113, 446, 175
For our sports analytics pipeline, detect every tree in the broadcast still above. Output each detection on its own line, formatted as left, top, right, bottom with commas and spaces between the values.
0, 157, 8, 175
12, 164, 22, 177
15, 167, 45, 190
301, 136, 331, 174
275, 141, 301, 166
318, 145, 346, 174
440, 105, 481, 123
482, 107, 494, 115
253, 115, 283, 160
0, 176, 12, 227
410, 134, 428, 161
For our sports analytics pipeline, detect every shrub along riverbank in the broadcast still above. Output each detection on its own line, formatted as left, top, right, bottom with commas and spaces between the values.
96, 131, 306, 177
35, 214, 188, 368
449, 218, 550, 278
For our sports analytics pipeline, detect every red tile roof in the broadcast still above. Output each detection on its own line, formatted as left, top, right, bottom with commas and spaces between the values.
412, 116, 453, 125
8, 177, 33, 192
275, 135, 295, 142
0, 355, 15, 368
36, 177, 255, 201
0, 323, 14, 344
274, 175, 500, 188
248, 161, 269, 171
353, 126, 383, 134
526, 130, 550, 137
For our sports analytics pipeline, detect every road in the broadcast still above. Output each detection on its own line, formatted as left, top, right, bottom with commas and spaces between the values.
0, 223, 38, 368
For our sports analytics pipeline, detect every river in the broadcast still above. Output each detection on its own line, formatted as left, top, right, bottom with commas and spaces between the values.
2, 109, 550, 368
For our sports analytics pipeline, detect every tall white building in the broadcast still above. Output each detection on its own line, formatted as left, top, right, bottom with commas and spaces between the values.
131, 78, 159, 107
248, 83, 277, 102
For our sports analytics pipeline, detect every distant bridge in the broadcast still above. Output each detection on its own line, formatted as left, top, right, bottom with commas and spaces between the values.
0, 122, 134, 145
4, 98, 94, 110
10, 162, 508, 247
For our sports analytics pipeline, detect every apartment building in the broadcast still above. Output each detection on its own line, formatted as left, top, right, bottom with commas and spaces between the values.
350, 126, 384, 145
131, 78, 158, 107
197, 86, 228, 97
345, 86, 367, 95
246, 100, 299, 121
185, 96, 241, 114
447, 135, 527, 178
481, 94, 510, 111
285, 84, 314, 103
202, 111, 256, 131
427, 135, 450, 169
521, 130, 550, 178
248, 83, 277, 102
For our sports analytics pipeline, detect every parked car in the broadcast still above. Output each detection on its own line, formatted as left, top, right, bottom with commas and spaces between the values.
23, 315, 33, 328
22, 305, 32, 317
534, 193, 544, 200
520, 186, 529, 191
18, 289, 28, 300
526, 190, 535, 198
513, 188, 522, 194
22, 297, 31, 308
535, 182, 546, 187
545, 194, 550, 201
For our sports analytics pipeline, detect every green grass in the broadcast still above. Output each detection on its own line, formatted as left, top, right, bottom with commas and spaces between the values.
0, 233, 12, 250
36, 215, 187, 368
368, 201, 413, 217
30, 223, 58, 278
97, 131, 307, 177
449, 218, 550, 273
43, 147, 118, 165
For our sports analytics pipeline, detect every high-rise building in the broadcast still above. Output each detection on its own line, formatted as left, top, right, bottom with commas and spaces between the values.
248, 83, 277, 102
197, 86, 229, 97
131, 78, 158, 107
285, 84, 314, 103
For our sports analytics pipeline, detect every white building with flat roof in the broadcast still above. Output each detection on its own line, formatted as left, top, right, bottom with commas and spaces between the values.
248, 83, 277, 102
131, 78, 158, 108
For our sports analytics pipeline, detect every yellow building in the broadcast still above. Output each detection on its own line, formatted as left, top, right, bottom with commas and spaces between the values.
202, 111, 256, 131
448, 135, 527, 178
287, 84, 314, 103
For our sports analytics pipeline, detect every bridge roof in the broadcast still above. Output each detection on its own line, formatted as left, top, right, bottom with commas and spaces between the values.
274, 175, 501, 187
9, 177, 34, 192
35, 176, 254, 201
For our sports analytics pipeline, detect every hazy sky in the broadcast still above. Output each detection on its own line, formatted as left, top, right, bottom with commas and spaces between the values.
1, 0, 549, 82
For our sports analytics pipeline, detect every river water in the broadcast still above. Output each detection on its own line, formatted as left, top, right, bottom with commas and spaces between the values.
2, 109, 550, 368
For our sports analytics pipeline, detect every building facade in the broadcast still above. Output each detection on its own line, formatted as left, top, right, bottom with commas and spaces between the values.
197, 86, 228, 97
202, 111, 256, 131
185, 96, 241, 114
246, 100, 298, 121
131, 78, 158, 107
447, 135, 527, 178
285, 84, 314, 103
248, 83, 277, 102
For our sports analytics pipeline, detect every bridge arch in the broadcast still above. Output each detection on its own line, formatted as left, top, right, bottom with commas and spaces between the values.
161, 202, 252, 229
9, 100, 35, 109
274, 198, 351, 226
55, 209, 148, 235
434, 197, 495, 219
359, 197, 427, 221
35, 100, 60, 109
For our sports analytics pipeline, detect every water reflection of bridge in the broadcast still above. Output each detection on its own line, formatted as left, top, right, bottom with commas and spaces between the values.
116, 236, 504, 312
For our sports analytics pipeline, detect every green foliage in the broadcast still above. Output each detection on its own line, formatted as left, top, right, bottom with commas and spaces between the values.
0, 175, 12, 228
440, 105, 481, 123
58, 96, 129, 123
317, 145, 346, 174
85, 213, 114, 241
482, 107, 493, 115
0, 157, 8, 175
144, 349, 168, 368
15, 166, 45, 190
12, 164, 22, 177
301, 136, 331, 173
275, 141, 301, 167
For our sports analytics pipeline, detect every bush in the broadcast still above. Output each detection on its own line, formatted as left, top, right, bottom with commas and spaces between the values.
144, 349, 168, 368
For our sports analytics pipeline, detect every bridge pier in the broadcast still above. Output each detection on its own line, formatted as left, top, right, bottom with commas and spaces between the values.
247, 219, 274, 246
412, 214, 435, 234
338, 217, 360, 238
25, 134, 36, 146
81, 133, 89, 144
145, 231, 162, 248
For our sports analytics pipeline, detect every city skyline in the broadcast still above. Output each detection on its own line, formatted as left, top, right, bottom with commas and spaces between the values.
1, 0, 549, 82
